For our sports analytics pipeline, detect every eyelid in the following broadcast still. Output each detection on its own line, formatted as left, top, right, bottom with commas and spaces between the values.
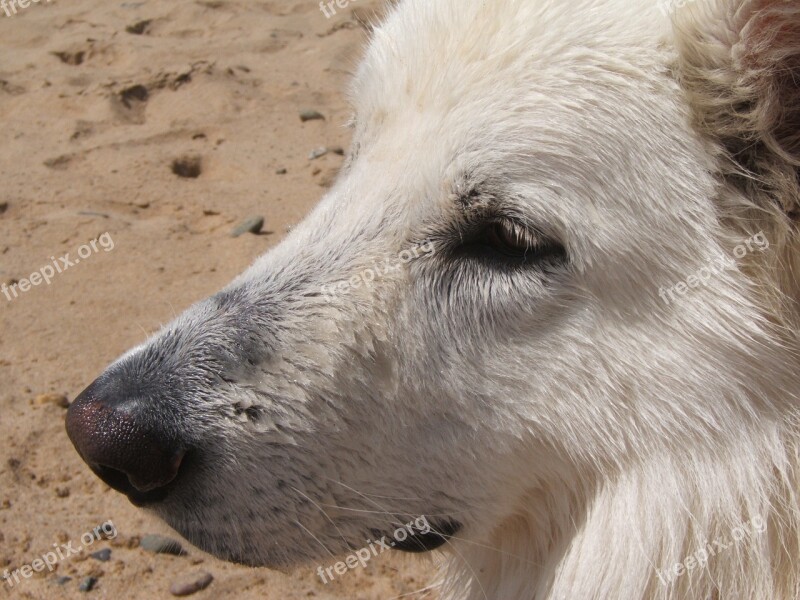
451, 184, 565, 255
487, 214, 559, 250
492, 219, 541, 248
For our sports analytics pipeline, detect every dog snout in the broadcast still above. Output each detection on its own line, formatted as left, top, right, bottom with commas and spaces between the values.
66, 376, 185, 506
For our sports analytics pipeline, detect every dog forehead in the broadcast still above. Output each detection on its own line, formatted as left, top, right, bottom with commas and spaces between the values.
338, 0, 684, 232
346, 0, 674, 196
351, 0, 669, 119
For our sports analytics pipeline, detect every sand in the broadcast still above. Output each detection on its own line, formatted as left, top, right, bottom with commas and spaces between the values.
0, 0, 440, 597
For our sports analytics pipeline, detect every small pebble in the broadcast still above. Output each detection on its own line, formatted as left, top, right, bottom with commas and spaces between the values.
299, 109, 325, 122
140, 534, 186, 556
54, 575, 72, 585
125, 19, 152, 35
34, 393, 69, 408
275, 168, 287, 175
0, 201, 7, 214
170, 571, 213, 596
230, 216, 264, 238
91, 548, 112, 562
78, 576, 97, 592
330, 146, 345, 156
172, 156, 202, 179
309, 147, 328, 160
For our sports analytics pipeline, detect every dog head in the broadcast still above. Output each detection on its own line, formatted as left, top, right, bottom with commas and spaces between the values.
66, 0, 800, 578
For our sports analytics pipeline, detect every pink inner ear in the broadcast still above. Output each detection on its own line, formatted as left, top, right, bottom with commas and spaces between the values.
736, 1, 800, 163
737, 2, 793, 66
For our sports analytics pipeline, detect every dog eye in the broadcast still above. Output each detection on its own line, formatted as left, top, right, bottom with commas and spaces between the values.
485, 221, 537, 257
474, 220, 565, 264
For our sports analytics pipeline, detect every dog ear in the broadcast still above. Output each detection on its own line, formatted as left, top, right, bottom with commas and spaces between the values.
675, 0, 800, 218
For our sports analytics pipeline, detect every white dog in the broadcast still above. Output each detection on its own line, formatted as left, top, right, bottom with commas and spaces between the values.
66, 0, 800, 598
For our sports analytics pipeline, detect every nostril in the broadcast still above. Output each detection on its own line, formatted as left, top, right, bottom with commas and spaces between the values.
92, 464, 171, 506
126, 449, 185, 492
91, 450, 184, 494
92, 464, 134, 493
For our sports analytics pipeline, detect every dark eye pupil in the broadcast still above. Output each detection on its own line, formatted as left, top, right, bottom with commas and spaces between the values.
476, 221, 566, 265
450, 220, 566, 265
488, 223, 530, 255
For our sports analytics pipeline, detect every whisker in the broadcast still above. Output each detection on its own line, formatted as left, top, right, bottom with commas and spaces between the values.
294, 519, 336, 559
326, 478, 540, 567
388, 581, 441, 599
428, 525, 543, 568
291, 485, 355, 552
437, 533, 490, 600
348, 490, 430, 502
325, 478, 410, 530
324, 475, 540, 600
318, 502, 473, 519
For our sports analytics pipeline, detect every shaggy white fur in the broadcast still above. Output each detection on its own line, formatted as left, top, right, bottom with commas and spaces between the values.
67, 0, 800, 598
349, 2, 800, 597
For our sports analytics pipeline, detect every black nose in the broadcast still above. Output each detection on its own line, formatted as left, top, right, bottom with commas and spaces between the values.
66, 377, 185, 506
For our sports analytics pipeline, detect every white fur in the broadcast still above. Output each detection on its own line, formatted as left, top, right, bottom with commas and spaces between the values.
108, 0, 800, 598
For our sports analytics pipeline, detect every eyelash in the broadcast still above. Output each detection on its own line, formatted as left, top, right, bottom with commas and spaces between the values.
453, 218, 566, 266
486, 221, 543, 256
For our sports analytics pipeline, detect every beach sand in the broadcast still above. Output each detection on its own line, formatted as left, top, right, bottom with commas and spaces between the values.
0, 1, 440, 597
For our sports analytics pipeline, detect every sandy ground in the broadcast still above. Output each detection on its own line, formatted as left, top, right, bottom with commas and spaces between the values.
0, 0, 441, 598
